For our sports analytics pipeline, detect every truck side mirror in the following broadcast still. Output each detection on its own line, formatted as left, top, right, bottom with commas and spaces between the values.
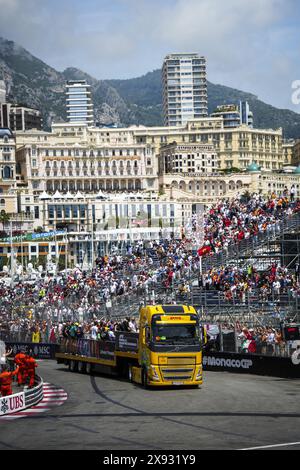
201, 326, 207, 345
145, 326, 150, 345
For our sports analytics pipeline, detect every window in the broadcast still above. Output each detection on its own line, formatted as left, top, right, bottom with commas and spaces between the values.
3, 166, 12, 179
56, 206, 62, 218
48, 205, 54, 219
72, 206, 78, 218
80, 205, 86, 218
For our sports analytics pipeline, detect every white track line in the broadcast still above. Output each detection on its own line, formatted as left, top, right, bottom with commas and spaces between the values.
43, 393, 68, 396
240, 441, 300, 450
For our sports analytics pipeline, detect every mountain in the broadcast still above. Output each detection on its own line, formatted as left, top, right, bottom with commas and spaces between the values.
207, 82, 300, 139
0, 37, 131, 128
109, 70, 300, 137
0, 37, 300, 138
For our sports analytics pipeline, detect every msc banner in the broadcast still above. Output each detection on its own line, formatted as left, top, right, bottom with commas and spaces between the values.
5, 343, 58, 359
203, 351, 300, 378
0, 391, 26, 416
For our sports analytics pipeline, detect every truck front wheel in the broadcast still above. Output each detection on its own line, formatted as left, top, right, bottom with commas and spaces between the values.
128, 365, 133, 383
142, 368, 149, 388
78, 361, 86, 373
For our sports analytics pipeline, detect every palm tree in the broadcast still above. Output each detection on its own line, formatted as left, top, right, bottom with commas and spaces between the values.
0, 210, 10, 232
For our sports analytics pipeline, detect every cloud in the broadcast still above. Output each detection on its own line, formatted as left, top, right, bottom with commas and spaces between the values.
146, 0, 300, 111
0, 0, 299, 111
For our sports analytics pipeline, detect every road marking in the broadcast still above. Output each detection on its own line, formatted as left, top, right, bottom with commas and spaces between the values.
240, 441, 300, 450
43, 393, 68, 396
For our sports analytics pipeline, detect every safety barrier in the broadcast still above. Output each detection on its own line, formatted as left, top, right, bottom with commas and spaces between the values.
203, 351, 300, 378
0, 375, 43, 417
24, 375, 44, 409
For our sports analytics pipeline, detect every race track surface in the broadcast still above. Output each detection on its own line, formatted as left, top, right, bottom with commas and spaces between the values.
0, 361, 299, 450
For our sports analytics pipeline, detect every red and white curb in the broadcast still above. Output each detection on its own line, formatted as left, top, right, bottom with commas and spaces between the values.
0, 382, 68, 420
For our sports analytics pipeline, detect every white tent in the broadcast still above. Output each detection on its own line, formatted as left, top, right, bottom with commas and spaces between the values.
96, 190, 108, 199
39, 191, 51, 200
113, 193, 126, 201
52, 190, 62, 200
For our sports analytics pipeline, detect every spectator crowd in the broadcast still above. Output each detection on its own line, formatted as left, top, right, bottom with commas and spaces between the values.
201, 263, 300, 303
205, 322, 287, 356
0, 192, 299, 349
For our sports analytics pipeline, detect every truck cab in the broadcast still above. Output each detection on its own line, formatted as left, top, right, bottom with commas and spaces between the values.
131, 305, 203, 387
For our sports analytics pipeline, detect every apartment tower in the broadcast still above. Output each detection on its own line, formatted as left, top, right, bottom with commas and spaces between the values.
162, 53, 208, 127
66, 80, 94, 126
0, 80, 6, 104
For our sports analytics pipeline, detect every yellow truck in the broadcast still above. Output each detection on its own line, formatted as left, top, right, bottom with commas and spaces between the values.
56, 304, 203, 387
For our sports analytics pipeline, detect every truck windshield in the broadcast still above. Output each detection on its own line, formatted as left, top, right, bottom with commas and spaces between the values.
152, 324, 199, 344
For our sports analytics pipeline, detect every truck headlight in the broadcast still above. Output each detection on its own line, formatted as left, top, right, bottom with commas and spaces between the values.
150, 365, 160, 381
196, 366, 202, 380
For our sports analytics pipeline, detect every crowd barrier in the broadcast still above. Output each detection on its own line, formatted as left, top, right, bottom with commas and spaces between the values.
203, 351, 300, 378
0, 375, 44, 417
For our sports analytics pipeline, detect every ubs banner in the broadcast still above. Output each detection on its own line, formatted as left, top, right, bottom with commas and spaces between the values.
0, 391, 26, 416
5, 343, 58, 359
203, 352, 300, 378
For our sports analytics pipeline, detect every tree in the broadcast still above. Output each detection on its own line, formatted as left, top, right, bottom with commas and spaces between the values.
0, 210, 10, 232
241, 190, 251, 203
220, 167, 241, 174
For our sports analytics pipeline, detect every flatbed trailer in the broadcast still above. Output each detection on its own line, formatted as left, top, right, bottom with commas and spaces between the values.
56, 332, 139, 378
56, 305, 203, 387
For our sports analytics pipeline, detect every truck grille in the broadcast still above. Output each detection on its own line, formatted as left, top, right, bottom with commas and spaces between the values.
162, 375, 192, 381
161, 367, 194, 381
167, 357, 196, 365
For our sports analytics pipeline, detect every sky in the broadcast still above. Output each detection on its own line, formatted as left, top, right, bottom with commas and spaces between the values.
0, 0, 299, 112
